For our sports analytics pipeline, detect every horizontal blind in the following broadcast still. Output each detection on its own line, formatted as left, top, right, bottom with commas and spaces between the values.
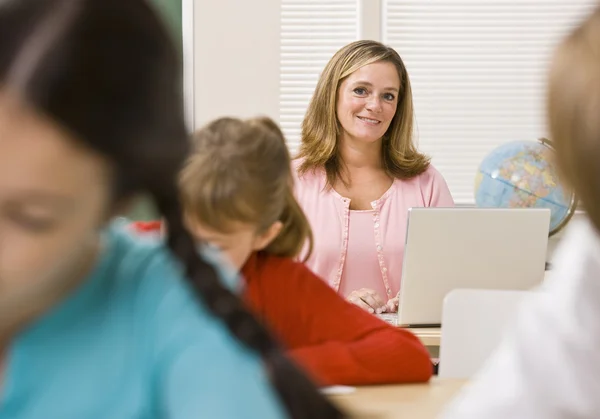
383, 0, 596, 204
280, 0, 359, 154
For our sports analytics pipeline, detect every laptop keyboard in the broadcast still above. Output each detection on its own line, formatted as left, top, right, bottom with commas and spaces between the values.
377, 313, 399, 327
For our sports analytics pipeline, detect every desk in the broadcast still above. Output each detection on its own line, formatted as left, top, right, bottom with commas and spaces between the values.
377, 314, 442, 347
329, 378, 466, 418
407, 328, 441, 347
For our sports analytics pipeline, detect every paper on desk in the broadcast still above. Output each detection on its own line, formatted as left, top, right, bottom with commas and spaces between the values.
320, 385, 356, 395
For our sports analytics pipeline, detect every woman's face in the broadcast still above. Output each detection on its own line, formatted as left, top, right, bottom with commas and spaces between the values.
0, 95, 112, 332
336, 61, 400, 146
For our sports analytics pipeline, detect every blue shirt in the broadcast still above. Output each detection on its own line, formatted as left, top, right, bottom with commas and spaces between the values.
0, 222, 284, 418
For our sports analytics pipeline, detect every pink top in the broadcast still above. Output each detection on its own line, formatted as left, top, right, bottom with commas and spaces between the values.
340, 210, 385, 298
293, 160, 455, 300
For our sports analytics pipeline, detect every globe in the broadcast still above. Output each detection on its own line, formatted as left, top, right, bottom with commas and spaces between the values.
475, 138, 577, 236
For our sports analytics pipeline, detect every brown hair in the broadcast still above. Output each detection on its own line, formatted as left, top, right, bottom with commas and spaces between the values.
548, 7, 600, 232
296, 40, 430, 187
180, 116, 313, 259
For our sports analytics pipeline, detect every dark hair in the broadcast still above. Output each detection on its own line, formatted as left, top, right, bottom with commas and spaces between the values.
0, 0, 343, 417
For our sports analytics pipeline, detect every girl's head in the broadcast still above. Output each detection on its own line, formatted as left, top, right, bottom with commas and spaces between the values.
180, 117, 312, 270
0, 0, 341, 416
297, 40, 430, 185
0, 0, 188, 328
548, 7, 600, 232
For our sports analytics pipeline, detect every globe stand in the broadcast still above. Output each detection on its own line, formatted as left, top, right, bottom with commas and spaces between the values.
538, 137, 578, 237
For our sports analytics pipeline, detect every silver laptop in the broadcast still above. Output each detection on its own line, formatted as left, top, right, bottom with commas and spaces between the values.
396, 207, 550, 327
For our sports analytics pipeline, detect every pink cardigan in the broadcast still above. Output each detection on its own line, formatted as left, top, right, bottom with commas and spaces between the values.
293, 160, 454, 299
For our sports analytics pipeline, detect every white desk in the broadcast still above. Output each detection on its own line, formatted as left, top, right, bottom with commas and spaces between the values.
378, 314, 442, 347
408, 328, 441, 347
329, 378, 466, 418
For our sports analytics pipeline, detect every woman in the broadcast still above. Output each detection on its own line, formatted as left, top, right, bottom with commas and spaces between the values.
295, 40, 454, 314
0, 0, 341, 417
441, 7, 600, 418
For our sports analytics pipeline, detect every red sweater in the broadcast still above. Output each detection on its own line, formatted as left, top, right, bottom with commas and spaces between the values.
130, 221, 433, 386
242, 252, 432, 386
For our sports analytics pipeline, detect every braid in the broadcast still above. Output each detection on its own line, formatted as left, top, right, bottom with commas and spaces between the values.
154, 193, 345, 419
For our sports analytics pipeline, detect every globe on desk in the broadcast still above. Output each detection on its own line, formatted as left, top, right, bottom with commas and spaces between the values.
474, 138, 577, 236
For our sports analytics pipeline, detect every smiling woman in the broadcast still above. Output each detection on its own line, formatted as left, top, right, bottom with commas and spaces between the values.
336, 62, 401, 151
294, 40, 455, 315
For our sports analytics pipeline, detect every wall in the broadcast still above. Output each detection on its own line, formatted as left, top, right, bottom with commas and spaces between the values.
128, 0, 182, 221
186, 0, 280, 131
149, 0, 182, 45
132, 0, 280, 220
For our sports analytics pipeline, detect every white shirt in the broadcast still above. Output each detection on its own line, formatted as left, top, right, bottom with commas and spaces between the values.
441, 217, 600, 419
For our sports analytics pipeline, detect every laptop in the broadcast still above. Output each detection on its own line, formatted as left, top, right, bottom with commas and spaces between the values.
395, 207, 550, 327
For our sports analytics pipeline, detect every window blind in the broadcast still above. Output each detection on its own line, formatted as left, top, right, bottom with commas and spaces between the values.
383, 0, 596, 204
280, 0, 359, 154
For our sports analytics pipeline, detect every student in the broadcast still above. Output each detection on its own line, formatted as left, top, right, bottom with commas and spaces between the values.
441, 7, 600, 418
134, 116, 433, 386
293, 40, 454, 314
0, 0, 342, 418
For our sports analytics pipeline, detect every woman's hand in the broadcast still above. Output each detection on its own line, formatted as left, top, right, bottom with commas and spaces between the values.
385, 296, 399, 313
347, 288, 387, 314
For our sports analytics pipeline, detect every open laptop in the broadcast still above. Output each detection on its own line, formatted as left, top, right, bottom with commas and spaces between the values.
394, 207, 550, 327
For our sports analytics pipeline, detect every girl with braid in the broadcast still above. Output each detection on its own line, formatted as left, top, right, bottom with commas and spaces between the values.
0, 0, 343, 418
133, 116, 433, 387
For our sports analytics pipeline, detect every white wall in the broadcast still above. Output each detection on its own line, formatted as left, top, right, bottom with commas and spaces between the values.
184, 0, 280, 131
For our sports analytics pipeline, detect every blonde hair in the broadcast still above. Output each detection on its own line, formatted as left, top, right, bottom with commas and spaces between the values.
548, 8, 600, 231
180, 116, 313, 259
297, 40, 430, 187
